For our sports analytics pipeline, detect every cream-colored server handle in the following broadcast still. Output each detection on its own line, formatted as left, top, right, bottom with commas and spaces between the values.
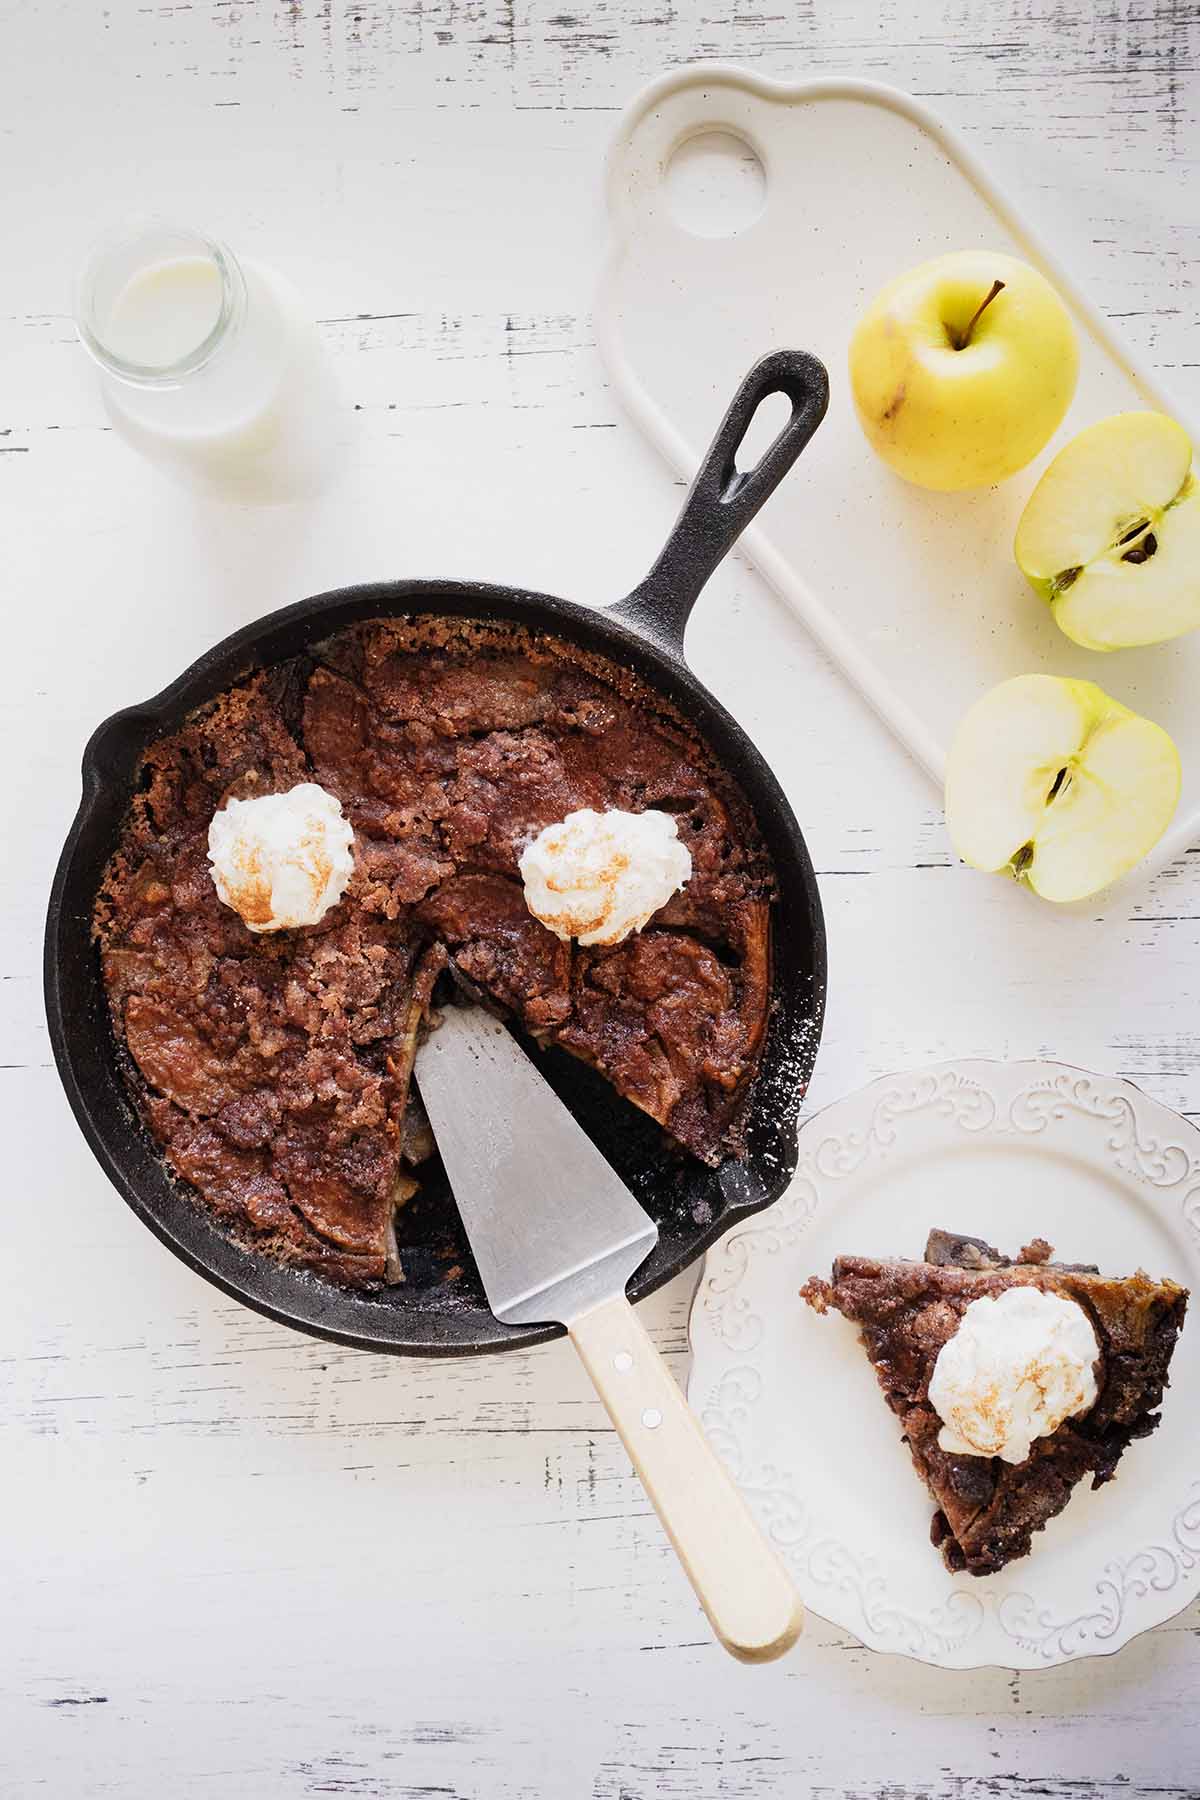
569, 1292, 803, 1663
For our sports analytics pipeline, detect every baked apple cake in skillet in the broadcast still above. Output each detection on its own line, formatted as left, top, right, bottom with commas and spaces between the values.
95, 617, 775, 1289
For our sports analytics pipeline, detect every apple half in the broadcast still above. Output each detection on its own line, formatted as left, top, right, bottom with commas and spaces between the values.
945, 674, 1180, 902
1015, 412, 1200, 649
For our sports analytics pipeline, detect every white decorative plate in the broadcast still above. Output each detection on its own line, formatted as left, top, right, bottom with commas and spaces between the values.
688, 1060, 1200, 1669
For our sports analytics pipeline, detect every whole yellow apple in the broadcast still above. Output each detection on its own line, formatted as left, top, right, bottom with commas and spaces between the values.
848, 251, 1079, 492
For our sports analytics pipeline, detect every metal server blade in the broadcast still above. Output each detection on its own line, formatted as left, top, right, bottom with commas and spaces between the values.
414, 1006, 657, 1329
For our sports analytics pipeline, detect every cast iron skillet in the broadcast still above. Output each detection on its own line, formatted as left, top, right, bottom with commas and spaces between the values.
45, 350, 829, 1357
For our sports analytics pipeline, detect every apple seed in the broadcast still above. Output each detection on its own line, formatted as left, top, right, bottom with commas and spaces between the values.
1122, 531, 1159, 566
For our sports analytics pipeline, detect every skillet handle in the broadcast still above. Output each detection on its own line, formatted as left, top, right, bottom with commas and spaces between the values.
609, 349, 828, 654
569, 1292, 804, 1664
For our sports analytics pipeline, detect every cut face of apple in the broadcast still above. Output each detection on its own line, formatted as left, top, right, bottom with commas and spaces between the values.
945, 674, 1180, 902
1015, 412, 1200, 649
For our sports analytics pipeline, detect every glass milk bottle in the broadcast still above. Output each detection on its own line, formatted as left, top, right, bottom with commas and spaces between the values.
75, 221, 339, 503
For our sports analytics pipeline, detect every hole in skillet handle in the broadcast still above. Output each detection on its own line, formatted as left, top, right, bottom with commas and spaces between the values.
608, 349, 829, 657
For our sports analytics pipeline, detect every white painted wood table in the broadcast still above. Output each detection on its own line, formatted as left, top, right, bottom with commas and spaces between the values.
4, 3, 1199, 1794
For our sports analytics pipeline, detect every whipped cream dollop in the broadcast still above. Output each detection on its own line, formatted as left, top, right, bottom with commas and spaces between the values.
928, 1286, 1100, 1465
518, 807, 691, 948
207, 783, 355, 933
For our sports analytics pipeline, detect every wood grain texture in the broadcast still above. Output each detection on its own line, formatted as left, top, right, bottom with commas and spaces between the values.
3, 0, 1199, 1794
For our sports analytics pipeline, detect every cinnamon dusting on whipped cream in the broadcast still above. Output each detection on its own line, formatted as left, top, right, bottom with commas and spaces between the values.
518, 807, 691, 947
207, 783, 355, 933
929, 1285, 1100, 1464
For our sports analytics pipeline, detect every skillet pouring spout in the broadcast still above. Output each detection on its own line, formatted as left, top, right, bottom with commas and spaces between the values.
45, 350, 829, 1356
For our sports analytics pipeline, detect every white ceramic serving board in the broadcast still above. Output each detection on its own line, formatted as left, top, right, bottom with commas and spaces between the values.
598, 67, 1200, 874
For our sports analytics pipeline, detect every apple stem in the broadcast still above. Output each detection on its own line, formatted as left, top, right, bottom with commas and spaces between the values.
953, 279, 1006, 350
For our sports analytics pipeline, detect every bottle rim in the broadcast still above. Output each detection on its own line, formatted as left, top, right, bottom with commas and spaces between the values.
75, 219, 246, 388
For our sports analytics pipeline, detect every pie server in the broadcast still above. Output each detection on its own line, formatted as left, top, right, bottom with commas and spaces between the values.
415, 1003, 803, 1663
